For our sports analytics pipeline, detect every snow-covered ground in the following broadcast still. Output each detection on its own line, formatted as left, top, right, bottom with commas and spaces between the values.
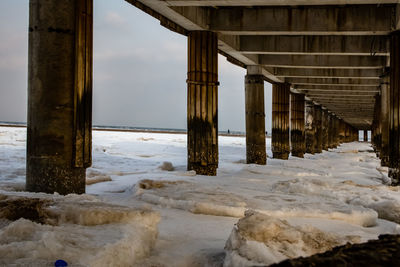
1, 126, 400, 266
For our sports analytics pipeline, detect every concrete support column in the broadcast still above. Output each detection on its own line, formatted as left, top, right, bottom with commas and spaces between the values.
381, 74, 390, 166
290, 93, 305, 158
305, 101, 316, 154
389, 31, 400, 183
245, 67, 266, 165
344, 124, 350, 143
372, 94, 382, 155
364, 130, 369, 142
328, 112, 335, 149
27, 0, 93, 194
272, 83, 290, 159
314, 105, 323, 153
187, 31, 218, 176
338, 119, 345, 144
333, 117, 340, 147
322, 109, 329, 150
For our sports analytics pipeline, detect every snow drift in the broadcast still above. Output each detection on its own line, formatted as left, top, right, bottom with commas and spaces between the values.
0, 191, 160, 266
224, 211, 360, 267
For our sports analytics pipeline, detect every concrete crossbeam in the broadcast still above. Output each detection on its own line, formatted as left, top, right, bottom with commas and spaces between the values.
294, 84, 379, 90
209, 5, 394, 35
298, 89, 380, 93
240, 36, 389, 56
306, 92, 375, 98
273, 68, 384, 79
260, 55, 387, 68
286, 78, 381, 86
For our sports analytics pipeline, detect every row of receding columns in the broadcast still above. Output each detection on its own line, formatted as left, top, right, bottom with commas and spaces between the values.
270, 88, 357, 161
370, 31, 400, 185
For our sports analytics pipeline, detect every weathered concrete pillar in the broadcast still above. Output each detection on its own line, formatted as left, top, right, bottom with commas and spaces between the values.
290, 93, 305, 158
389, 31, 400, 184
27, 0, 93, 194
338, 119, 345, 144
364, 130, 369, 142
371, 93, 381, 155
333, 116, 340, 147
305, 101, 316, 154
344, 124, 350, 143
328, 112, 335, 149
245, 67, 266, 165
322, 109, 329, 150
272, 83, 290, 159
314, 105, 323, 153
381, 74, 390, 166
187, 31, 218, 175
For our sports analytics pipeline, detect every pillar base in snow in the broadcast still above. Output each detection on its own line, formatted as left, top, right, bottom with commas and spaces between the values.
291, 152, 304, 158
389, 168, 400, 186
188, 163, 217, 176
273, 152, 289, 160
381, 156, 390, 167
246, 144, 267, 165
26, 159, 85, 195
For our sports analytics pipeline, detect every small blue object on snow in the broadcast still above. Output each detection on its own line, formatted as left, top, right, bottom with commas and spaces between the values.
54, 259, 68, 267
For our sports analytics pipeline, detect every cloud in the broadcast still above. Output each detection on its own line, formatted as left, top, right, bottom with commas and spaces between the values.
104, 12, 127, 27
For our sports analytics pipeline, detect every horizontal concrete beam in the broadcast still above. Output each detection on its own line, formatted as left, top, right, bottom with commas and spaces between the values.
294, 84, 379, 90
210, 5, 394, 35
240, 36, 389, 56
306, 93, 377, 97
261, 55, 387, 68
165, 0, 400, 6
311, 96, 375, 100
311, 97, 375, 102
299, 89, 380, 94
287, 78, 381, 86
274, 68, 384, 79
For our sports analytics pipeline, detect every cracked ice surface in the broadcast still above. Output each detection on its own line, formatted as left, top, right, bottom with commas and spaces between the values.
1, 126, 400, 266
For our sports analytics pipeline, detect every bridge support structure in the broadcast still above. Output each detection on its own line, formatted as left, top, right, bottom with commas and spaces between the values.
314, 105, 323, 153
381, 74, 390, 166
305, 100, 316, 154
290, 93, 305, 158
245, 66, 266, 165
389, 31, 400, 184
27, 0, 93, 194
187, 31, 219, 176
272, 83, 290, 159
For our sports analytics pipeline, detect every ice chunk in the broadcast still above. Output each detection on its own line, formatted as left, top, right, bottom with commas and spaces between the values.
159, 161, 175, 171
224, 211, 359, 267
0, 192, 160, 266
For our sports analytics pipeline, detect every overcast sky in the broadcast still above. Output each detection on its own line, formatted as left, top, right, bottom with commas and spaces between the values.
0, 0, 272, 132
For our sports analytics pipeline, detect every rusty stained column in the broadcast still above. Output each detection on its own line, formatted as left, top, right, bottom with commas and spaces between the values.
27, 0, 93, 194
381, 74, 390, 166
245, 69, 266, 165
328, 112, 335, 148
344, 124, 350, 143
338, 119, 345, 144
322, 109, 329, 150
290, 93, 305, 158
333, 116, 340, 147
305, 101, 316, 154
373, 94, 382, 156
364, 130, 369, 142
389, 31, 400, 184
272, 83, 290, 159
314, 105, 323, 153
187, 31, 218, 176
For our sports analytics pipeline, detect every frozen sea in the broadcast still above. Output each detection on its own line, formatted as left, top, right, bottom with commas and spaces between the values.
1, 126, 400, 266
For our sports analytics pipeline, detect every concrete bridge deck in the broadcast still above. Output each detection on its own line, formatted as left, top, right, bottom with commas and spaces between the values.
127, 0, 399, 130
